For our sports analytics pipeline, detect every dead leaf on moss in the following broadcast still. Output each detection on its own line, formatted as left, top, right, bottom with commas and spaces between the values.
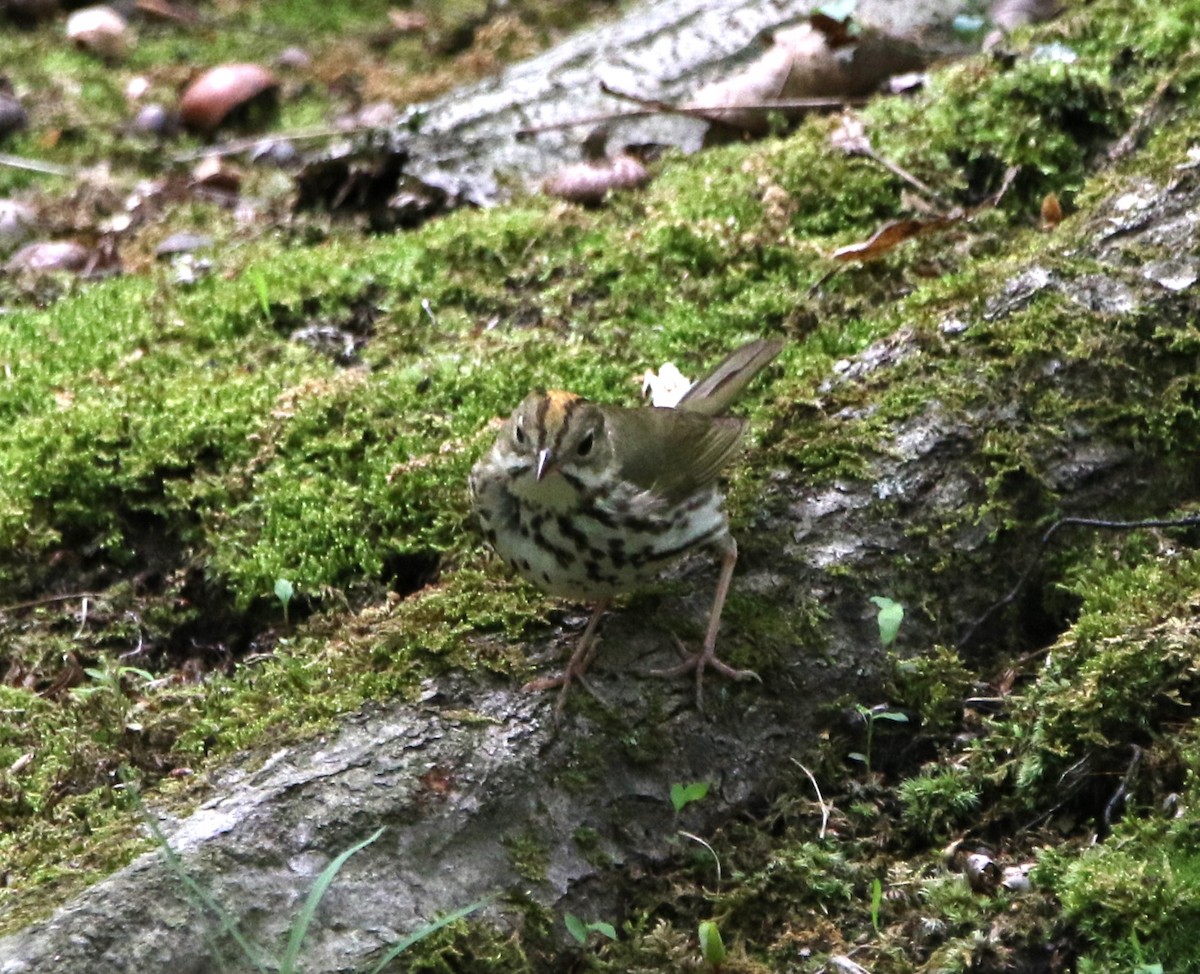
831, 217, 954, 262
828, 112, 871, 155
190, 154, 242, 197
965, 852, 1002, 894
1041, 191, 1063, 229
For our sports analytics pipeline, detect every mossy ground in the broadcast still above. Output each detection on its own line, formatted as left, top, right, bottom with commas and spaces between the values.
1, 0, 1200, 971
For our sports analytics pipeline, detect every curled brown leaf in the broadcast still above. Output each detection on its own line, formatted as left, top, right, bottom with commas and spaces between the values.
831, 217, 953, 262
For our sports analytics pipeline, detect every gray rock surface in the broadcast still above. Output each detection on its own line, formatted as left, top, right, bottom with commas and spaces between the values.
301, 0, 962, 209
5, 156, 1199, 966
5, 2, 1200, 973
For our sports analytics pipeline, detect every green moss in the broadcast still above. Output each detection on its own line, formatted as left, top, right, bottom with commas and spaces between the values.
1038, 742, 1200, 974
503, 831, 550, 886
3, 0, 1200, 958
572, 826, 613, 869
897, 766, 981, 840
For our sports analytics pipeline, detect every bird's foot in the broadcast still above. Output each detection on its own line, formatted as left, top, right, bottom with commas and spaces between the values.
522, 668, 608, 720
649, 635, 760, 712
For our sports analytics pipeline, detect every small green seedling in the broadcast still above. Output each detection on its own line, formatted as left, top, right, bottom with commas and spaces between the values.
848, 704, 909, 774
275, 578, 295, 626
250, 269, 272, 315
870, 877, 883, 933
869, 596, 904, 648
698, 920, 727, 968
70, 663, 155, 702
671, 780, 710, 813
564, 913, 617, 945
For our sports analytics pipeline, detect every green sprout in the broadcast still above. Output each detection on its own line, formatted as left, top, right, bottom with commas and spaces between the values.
849, 705, 909, 774
274, 578, 295, 627
869, 595, 904, 648
698, 919, 727, 968
564, 913, 617, 945
670, 780, 711, 813
870, 877, 883, 933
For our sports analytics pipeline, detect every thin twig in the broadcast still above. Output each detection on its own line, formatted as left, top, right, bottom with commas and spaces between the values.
600, 80, 862, 115
73, 596, 90, 639
1109, 70, 1177, 162
1103, 744, 1142, 833
791, 759, 830, 839
678, 830, 722, 884
171, 126, 369, 164
847, 146, 945, 204
959, 515, 1200, 649
0, 591, 105, 614
517, 83, 862, 136
0, 153, 77, 177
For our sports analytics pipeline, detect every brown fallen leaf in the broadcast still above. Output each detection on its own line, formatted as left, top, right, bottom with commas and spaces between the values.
964, 852, 1002, 894
38, 652, 85, 699
831, 217, 953, 261
1040, 191, 1063, 229
191, 153, 242, 195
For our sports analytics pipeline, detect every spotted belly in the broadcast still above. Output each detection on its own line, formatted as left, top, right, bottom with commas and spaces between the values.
474, 476, 729, 600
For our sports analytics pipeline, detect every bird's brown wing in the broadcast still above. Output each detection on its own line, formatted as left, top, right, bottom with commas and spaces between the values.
676, 338, 784, 417
606, 406, 746, 503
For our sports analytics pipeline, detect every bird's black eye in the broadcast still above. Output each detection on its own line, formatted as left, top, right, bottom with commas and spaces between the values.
577, 431, 594, 457
515, 423, 526, 445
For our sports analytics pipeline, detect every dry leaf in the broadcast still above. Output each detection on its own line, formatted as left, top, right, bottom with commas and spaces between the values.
831, 218, 951, 261
191, 154, 243, 196
7, 239, 91, 274
965, 852, 1001, 894
1040, 191, 1063, 229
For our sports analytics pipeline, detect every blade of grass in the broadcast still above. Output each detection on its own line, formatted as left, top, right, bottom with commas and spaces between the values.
142, 809, 269, 971
280, 826, 387, 974
366, 894, 498, 974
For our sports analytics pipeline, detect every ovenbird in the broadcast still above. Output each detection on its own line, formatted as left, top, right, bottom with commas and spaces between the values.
469, 337, 783, 715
